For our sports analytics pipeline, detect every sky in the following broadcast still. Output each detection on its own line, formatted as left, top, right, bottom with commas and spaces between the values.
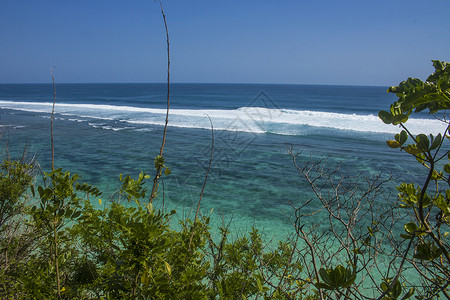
0, 0, 449, 86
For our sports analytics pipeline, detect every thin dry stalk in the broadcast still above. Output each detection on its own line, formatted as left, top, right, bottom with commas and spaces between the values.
288, 148, 406, 298
159, 0, 170, 158
50, 69, 56, 171
150, 1, 170, 203
188, 116, 214, 252
47, 69, 62, 298
195, 115, 214, 223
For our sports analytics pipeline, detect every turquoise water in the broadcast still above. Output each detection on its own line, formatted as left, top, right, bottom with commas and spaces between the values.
0, 83, 441, 238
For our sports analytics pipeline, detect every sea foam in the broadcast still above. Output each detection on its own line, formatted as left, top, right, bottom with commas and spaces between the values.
0, 100, 446, 136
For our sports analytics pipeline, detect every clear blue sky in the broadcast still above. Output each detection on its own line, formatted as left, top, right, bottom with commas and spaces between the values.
1, 0, 449, 86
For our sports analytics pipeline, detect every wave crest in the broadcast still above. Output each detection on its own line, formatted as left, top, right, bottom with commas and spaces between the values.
0, 100, 446, 136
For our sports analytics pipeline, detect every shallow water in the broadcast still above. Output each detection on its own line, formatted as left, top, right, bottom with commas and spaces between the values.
0, 83, 435, 240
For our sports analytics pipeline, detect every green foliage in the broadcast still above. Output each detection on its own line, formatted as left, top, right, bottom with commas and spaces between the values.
413, 242, 442, 261
3, 60, 450, 299
315, 265, 356, 291
0, 159, 33, 229
379, 59, 450, 298
209, 228, 266, 298
0, 158, 35, 298
380, 278, 414, 300
207, 227, 307, 299
3, 167, 312, 299
67, 173, 210, 298
378, 102, 411, 125
0, 156, 321, 298
119, 171, 150, 203
379, 60, 450, 129
27, 169, 101, 298
150, 155, 171, 202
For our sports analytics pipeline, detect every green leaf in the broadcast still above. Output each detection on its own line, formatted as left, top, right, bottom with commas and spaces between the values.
141, 271, 150, 286
164, 261, 172, 275
431, 170, 443, 180
392, 114, 409, 125
414, 242, 442, 261
165, 167, 171, 176
38, 185, 44, 198
393, 280, 402, 298
256, 277, 263, 292
415, 152, 426, 164
379, 111, 393, 124
386, 140, 401, 148
429, 133, 442, 150
344, 273, 356, 289
435, 195, 450, 215
399, 130, 408, 145
317, 265, 355, 290
422, 194, 432, 208
315, 282, 334, 290
415, 134, 430, 152
400, 233, 412, 239
404, 144, 423, 155
319, 268, 333, 286
72, 210, 81, 219
380, 279, 402, 298
147, 203, 153, 213
444, 163, 450, 174
401, 287, 415, 300
154, 155, 165, 169
404, 222, 418, 235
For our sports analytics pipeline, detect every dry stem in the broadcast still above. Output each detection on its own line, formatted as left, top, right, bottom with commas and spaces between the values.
150, 0, 170, 203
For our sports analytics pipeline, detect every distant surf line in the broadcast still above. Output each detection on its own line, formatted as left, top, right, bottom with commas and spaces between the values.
0, 100, 446, 136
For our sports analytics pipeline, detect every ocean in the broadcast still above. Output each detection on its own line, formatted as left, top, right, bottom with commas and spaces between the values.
0, 83, 445, 237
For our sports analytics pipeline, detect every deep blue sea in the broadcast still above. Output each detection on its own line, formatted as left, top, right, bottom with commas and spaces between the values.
0, 83, 445, 237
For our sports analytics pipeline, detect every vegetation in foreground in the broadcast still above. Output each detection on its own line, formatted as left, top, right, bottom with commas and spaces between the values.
0, 62, 449, 299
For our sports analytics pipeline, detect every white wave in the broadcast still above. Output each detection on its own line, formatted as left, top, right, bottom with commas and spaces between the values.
134, 128, 154, 132
126, 119, 266, 134
0, 100, 446, 136
0, 124, 26, 129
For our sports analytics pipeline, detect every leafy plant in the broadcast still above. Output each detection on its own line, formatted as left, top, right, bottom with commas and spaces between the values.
0, 157, 35, 297
28, 169, 101, 298
378, 60, 450, 298
316, 265, 356, 290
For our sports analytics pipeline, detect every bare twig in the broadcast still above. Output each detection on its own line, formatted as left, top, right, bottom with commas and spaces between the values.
287, 147, 409, 298
188, 116, 214, 252
195, 115, 214, 223
375, 234, 416, 300
150, 0, 170, 203
50, 68, 56, 171
157, 0, 170, 158
49, 68, 60, 298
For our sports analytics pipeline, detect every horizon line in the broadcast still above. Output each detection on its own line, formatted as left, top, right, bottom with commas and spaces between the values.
0, 82, 390, 88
